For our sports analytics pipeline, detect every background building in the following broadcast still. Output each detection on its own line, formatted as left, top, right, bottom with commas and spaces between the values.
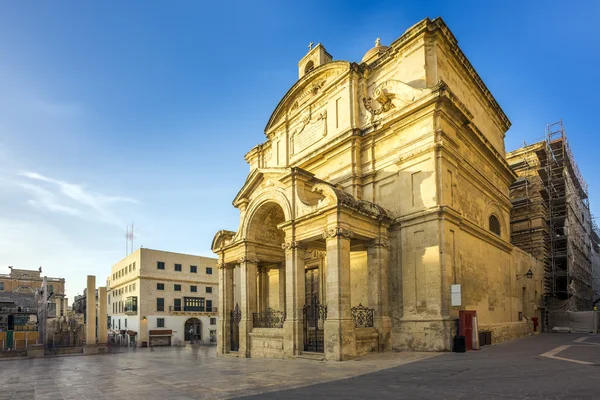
0, 267, 67, 329
107, 248, 218, 347
591, 226, 600, 304
507, 121, 596, 312
0, 267, 67, 350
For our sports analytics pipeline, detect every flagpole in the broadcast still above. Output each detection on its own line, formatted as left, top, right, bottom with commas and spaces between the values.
125, 225, 128, 256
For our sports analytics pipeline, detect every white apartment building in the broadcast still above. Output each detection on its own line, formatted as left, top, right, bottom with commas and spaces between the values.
107, 248, 218, 347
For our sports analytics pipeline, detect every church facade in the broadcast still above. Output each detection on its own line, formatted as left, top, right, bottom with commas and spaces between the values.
212, 17, 543, 361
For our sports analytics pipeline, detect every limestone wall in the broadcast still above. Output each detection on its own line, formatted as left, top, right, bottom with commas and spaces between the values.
249, 329, 285, 359
433, 33, 507, 155
478, 320, 535, 344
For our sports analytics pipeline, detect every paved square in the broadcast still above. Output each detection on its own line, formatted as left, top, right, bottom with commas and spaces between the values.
2, 334, 600, 400
0, 346, 436, 400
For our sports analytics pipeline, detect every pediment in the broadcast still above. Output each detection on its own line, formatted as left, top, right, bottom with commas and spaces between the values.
265, 61, 351, 136
232, 168, 288, 207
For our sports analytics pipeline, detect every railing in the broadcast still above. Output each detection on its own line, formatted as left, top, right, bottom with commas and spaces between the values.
124, 307, 137, 315
351, 304, 375, 328
252, 308, 286, 328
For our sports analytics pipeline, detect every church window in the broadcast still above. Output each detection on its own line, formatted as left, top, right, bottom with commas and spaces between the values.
489, 215, 501, 236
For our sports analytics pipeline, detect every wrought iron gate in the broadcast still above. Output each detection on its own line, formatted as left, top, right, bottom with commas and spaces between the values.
230, 303, 241, 352
303, 295, 327, 353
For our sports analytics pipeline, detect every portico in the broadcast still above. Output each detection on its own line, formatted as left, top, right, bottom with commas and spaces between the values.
212, 169, 393, 360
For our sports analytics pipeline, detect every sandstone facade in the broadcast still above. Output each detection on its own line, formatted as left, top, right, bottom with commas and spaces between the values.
212, 17, 544, 361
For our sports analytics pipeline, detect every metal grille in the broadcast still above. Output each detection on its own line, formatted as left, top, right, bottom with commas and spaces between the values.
351, 304, 375, 328
303, 296, 326, 353
230, 303, 241, 352
252, 308, 285, 328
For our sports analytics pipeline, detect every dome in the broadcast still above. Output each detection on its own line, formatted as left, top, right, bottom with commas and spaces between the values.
361, 38, 389, 64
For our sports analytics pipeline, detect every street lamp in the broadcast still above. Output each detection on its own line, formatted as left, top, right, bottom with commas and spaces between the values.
516, 269, 534, 280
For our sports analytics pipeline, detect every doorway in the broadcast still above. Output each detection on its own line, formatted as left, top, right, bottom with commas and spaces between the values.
184, 318, 202, 342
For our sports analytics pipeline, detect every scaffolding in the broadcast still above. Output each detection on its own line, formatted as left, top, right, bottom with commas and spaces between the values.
507, 120, 594, 311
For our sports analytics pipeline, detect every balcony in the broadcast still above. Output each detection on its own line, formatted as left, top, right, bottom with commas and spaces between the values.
0, 307, 38, 314
124, 306, 137, 316
125, 296, 137, 315
168, 306, 218, 315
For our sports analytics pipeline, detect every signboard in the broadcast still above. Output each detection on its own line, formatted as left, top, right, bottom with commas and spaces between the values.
451, 284, 462, 307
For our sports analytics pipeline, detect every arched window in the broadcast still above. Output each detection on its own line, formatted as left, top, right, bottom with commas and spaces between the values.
304, 60, 315, 74
489, 214, 501, 236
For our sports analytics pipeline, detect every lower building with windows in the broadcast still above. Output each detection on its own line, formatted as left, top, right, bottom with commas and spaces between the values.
107, 248, 218, 347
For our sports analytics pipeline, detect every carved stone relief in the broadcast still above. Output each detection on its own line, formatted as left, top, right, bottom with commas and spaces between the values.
322, 227, 355, 240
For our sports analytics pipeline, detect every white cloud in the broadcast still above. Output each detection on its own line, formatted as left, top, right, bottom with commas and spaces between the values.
18, 171, 138, 227
18, 182, 82, 216
0, 218, 121, 298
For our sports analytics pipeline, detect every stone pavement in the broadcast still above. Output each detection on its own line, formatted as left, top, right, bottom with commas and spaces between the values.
0, 346, 437, 400
2, 334, 600, 400
240, 333, 600, 400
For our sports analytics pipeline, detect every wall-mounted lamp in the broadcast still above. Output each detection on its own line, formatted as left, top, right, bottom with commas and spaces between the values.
516, 269, 534, 280
142, 316, 147, 320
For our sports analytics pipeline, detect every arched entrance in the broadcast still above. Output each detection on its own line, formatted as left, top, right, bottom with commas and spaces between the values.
184, 318, 201, 343
245, 201, 286, 316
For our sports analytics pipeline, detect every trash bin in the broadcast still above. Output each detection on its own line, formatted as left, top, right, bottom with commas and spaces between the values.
485, 331, 492, 346
478, 332, 486, 347
141, 341, 148, 348
453, 335, 466, 353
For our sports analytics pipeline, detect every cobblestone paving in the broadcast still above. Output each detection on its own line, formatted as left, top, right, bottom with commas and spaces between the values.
0, 346, 437, 399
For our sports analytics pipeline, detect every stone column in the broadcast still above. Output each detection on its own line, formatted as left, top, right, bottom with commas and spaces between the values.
217, 262, 234, 355
323, 227, 355, 361
98, 287, 108, 349
282, 241, 305, 357
238, 255, 258, 358
278, 264, 286, 312
84, 275, 98, 354
366, 236, 392, 351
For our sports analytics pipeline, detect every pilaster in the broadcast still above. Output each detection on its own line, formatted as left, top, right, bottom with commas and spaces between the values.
366, 237, 392, 351
217, 261, 234, 355
258, 267, 269, 312
282, 240, 305, 357
238, 255, 259, 358
323, 227, 356, 361
278, 264, 286, 312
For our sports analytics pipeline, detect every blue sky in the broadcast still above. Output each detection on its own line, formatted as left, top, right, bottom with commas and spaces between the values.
1, 0, 598, 299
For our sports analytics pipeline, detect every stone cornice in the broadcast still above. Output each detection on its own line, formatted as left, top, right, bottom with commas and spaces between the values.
365, 237, 390, 248
372, 17, 510, 133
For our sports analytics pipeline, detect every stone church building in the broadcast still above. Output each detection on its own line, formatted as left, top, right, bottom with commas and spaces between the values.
212, 17, 543, 361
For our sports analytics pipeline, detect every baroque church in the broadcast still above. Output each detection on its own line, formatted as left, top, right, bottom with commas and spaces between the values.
212, 17, 543, 360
